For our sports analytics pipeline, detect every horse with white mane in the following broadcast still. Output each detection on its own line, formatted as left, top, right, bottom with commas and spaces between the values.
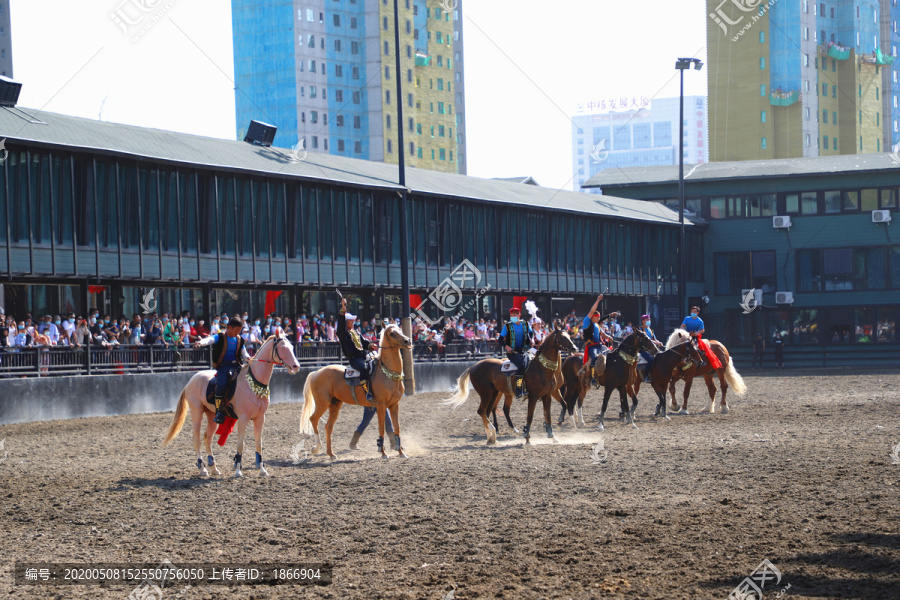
664, 329, 747, 414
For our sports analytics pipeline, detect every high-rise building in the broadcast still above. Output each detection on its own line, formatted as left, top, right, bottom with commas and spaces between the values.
0, 1, 12, 78
231, 0, 466, 174
707, 0, 892, 161
571, 96, 708, 193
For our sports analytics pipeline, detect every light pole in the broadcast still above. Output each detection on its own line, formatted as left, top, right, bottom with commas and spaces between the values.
675, 57, 702, 317
394, 0, 414, 394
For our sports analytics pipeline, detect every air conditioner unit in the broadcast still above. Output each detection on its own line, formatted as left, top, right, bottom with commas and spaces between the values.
775, 291, 794, 304
741, 288, 763, 306
872, 210, 892, 223
773, 215, 792, 229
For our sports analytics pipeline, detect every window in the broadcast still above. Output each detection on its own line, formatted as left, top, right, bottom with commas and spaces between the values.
822, 109, 828, 124
761, 110, 766, 123
336, 115, 344, 127
761, 137, 767, 149
798, 247, 888, 291
353, 115, 361, 129
335, 64, 343, 77
824, 190, 840, 212
310, 111, 318, 124
761, 84, 766, 96
760, 57, 765, 69
823, 135, 829, 150
760, 31, 765, 43
714, 250, 777, 295
335, 89, 343, 103
334, 39, 341, 52
333, 14, 340, 26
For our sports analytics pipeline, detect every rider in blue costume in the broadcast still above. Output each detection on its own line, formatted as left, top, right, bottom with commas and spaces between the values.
578, 294, 618, 387
499, 306, 534, 397
196, 316, 250, 423
639, 314, 665, 382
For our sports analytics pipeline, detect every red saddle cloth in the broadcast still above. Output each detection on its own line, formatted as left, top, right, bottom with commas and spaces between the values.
216, 417, 237, 446
696, 336, 722, 370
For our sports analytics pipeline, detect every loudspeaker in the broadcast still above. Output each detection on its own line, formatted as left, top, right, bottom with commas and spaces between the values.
0, 76, 22, 107
243, 120, 277, 147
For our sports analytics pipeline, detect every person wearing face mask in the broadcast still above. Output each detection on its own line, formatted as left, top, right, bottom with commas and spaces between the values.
14, 322, 30, 348
249, 318, 263, 350
498, 306, 534, 398
162, 315, 180, 347
638, 314, 665, 382
681, 305, 721, 369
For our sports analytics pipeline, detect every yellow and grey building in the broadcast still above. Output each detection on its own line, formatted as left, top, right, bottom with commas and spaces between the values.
707, 0, 891, 161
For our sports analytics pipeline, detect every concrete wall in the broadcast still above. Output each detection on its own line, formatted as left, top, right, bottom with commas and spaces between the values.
0, 361, 477, 426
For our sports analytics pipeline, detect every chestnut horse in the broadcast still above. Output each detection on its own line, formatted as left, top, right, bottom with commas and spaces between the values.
162, 333, 301, 477
444, 325, 578, 445
664, 329, 748, 414
557, 349, 611, 427
629, 339, 705, 420
299, 324, 412, 459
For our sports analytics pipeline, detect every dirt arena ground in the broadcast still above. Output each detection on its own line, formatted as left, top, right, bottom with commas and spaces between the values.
0, 368, 898, 599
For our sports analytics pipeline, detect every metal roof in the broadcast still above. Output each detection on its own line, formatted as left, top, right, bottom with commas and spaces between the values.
583, 153, 900, 190
0, 106, 692, 226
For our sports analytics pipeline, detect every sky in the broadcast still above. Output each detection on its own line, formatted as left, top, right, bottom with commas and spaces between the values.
10, 0, 709, 192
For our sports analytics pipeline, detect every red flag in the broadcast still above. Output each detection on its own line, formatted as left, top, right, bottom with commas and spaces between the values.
410, 294, 423, 309
264, 291, 283, 316
216, 416, 237, 446
88, 285, 107, 295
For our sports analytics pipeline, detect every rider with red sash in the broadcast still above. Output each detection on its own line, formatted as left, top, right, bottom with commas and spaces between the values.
579, 294, 617, 387
681, 306, 722, 369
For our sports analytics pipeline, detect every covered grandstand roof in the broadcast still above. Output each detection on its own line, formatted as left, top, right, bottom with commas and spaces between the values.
0, 107, 695, 226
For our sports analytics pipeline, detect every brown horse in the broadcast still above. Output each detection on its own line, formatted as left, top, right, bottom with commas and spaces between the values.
628, 339, 705, 420
299, 324, 412, 459
664, 330, 748, 414
557, 349, 611, 427
444, 325, 578, 445
598, 330, 659, 430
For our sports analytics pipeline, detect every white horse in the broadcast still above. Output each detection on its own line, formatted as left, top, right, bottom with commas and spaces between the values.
665, 329, 747, 414
163, 333, 300, 477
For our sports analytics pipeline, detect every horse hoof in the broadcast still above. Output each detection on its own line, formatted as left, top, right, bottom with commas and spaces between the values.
664, 415, 671, 421
552, 437, 560, 445
722, 406, 730, 414
199, 466, 209, 477
234, 469, 243, 478
678, 409, 689, 415
259, 465, 270, 477
512, 428, 520, 434
381, 454, 390, 460
397, 450, 408, 458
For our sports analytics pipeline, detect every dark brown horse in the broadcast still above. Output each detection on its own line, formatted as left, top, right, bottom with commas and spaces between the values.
557, 348, 612, 427
598, 330, 659, 430
444, 325, 578, 445
628, 340, 705, 420
664, 330, 748, 414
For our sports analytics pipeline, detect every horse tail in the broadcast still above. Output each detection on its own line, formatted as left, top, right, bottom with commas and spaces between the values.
299, 371, 316, 435
443, 367, 472, 409
161, 389, 188, 447
724, 357, 748, 397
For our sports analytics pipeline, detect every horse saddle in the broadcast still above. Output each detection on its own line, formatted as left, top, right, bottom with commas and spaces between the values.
205, 373, 239, 419
344, 359, 375, 386
499, 361, 518, 374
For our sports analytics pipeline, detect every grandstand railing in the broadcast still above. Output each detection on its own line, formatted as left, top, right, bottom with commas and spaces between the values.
0, 340, 548, 378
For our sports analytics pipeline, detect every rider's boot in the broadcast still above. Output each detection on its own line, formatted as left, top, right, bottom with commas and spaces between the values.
349, 432, 362, 450
361, 379, 374, 403
213, 396, 226, 424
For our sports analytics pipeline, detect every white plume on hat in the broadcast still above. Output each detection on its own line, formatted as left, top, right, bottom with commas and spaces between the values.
345, 312, 357, 320
525, 300, 541, 324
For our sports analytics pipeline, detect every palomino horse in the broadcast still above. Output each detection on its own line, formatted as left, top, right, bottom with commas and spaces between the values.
664, 329, 748, 414
300, 324, 412, 459
598, 330, 659, 430
444, 325, 578, 445
628, 339, 705, 420
162, 333, 301, 477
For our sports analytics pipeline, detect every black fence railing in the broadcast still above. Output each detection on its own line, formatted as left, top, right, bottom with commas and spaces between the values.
0, 338, 592, 379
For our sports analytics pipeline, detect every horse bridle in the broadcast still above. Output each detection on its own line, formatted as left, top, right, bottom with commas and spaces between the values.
254, 336, 287, 366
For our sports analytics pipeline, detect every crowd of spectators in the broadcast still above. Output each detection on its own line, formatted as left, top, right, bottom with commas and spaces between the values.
0, 306, 636, 357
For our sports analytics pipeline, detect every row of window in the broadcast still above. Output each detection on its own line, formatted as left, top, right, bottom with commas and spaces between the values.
721, 305, 897, 346
672, 188, 899, 220
0, 149, 693, 291
714, 246, 900, 295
